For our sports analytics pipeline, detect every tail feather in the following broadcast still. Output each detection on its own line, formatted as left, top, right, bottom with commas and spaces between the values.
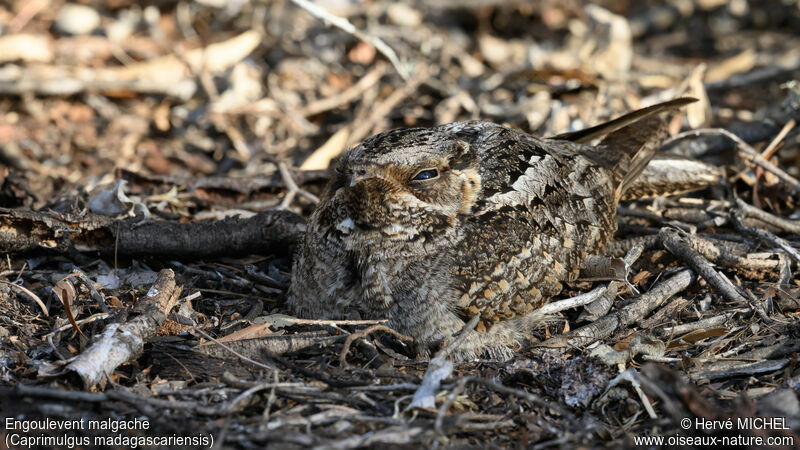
601, 115, 668, 202
552, 97, 697, 202
551, 97, 697, 144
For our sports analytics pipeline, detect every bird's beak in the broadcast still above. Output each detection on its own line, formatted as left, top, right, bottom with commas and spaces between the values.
349, 173, 369, 187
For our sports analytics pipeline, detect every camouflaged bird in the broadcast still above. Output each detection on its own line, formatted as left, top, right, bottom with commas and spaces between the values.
288, 98, 700, 359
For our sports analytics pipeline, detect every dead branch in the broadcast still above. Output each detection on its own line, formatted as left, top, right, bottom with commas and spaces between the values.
732, 211, 800, 264
665, 128, 800, 194
659, 228, 750, 304
737, 198, 800, 234
196, 331, 338, 360
0, 208, 305, 258
689, 358, 789, 381
539, 269, 696, 348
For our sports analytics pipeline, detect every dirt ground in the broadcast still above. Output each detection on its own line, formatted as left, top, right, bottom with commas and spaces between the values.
1, 0, 799, 448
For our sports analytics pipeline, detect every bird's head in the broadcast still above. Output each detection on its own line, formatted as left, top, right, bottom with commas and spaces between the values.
313, 128, 481, 243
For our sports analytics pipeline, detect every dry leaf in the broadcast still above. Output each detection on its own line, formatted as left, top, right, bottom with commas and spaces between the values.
53, 276, 85, 338
706, 48, 756, 82
1, 281, 49, 317
300, 127, 350, 170
679, 327, 728, 344
212, 323, 273, 344
632, 270, 652, 285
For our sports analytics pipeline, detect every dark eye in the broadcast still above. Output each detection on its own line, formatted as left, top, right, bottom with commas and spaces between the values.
412, 169, 438, 181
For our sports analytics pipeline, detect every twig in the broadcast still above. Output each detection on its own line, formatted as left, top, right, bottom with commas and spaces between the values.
0, 280, 48, 317
0, 207, 306, 258
350, 383, 420, 391
731, 211, 800, 264
667, 229, 780, 274
760, 119, 794, 159
221, 382, 297, 415
598, 368, 657, 419
262, 347, 368, 388
577, 245, 643, 321
298, 63, 387, 116
192, 326, 277, 372
659, 228, 773, 323
43, 312, 114, 339
281, 317, 388, 326
51, 270, 182, 388
264, 370, 279, 420
659, 228, 749, 302
290, 0, 410, 80
347, 67, 429, 146
688, 358, 789, 381
278, 161, 320, 209
434, 378, 468, 435
754, 120, 795, 204
534, 285, 610, 315
315, 426, 425, 450
71, 268, 109, 313
657, 310, 744, 337
8, 0, 49, 33
664, 128, 800, 193
539, 269, 695, 348
434, 314, 480, 361
464, 377, 578, 427
14, 384, 108, 403
737, 198, 800, 234
340, 324, 413, 367
640, 355, 682, 363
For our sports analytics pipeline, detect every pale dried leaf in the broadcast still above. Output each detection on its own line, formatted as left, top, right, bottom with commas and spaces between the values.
300, 127, 350, 170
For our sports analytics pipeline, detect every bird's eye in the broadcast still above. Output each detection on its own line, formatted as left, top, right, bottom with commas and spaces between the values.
412, 169, 438, 181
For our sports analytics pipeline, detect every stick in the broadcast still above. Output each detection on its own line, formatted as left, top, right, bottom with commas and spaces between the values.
539, 269, 695, 348
339, 324, 413, 367
659, 228, 748, 304
347, 67, 429, 146
0, 207, 306, 258
0, 280, 49, 317
664, 128, 800, 194
298, 63, 387, 116
731, 212, 800, 264
737, 198, 800, 234
290, 0, 410, 80
278, 161, 320, 209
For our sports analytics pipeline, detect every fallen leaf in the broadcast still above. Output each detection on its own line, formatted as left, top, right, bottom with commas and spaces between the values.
54, 275, 85, 338
678, 327, 728, 344
214, 323, 273, 344
300, 127, 350, 170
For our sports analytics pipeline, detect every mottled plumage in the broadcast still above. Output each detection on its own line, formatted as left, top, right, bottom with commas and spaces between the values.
288, 98, 698, 359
